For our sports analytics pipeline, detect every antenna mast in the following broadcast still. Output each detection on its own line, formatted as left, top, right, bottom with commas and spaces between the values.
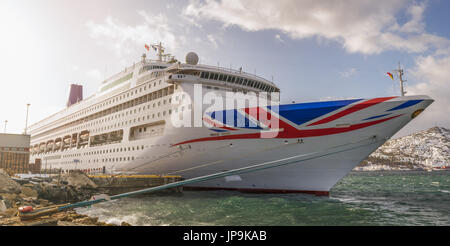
151, 42, 164, 62
394, 62, 407, 96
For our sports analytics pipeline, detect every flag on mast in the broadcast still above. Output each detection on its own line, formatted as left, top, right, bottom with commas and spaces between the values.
386, 72, 394, 80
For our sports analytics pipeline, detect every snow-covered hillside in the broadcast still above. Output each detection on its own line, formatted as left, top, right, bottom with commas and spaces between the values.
355, 127, 450, 171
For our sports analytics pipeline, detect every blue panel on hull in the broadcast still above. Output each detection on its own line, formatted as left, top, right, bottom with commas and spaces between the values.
363, 113, 391, 121
208, 110, 262, 129
271, 99, 362, 125
209, 129, 228, 133
387, 100, 423, 111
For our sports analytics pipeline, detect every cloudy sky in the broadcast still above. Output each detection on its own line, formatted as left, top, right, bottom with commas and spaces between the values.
0, 0, 449, 137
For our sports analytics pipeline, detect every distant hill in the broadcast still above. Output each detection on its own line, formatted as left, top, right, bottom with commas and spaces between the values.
355, 127, 450, 171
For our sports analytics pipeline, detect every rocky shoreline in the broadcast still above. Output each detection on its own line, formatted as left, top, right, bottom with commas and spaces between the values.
0, 169, 130, 226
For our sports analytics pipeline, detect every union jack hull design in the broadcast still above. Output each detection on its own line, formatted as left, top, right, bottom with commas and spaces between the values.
122, 95, 433, 195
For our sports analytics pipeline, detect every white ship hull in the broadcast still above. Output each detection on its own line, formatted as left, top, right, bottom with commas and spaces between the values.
28, 53, 433, 195
120, 96, 431, 195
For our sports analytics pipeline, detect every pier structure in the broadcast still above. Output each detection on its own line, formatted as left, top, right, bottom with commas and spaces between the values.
0, 133, 30, 174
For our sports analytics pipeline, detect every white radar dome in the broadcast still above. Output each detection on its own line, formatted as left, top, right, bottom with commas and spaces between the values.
185, 52, 199, 65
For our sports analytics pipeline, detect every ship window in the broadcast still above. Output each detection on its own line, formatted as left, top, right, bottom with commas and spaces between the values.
218, 74, 223, 81
213, 73, 219, 80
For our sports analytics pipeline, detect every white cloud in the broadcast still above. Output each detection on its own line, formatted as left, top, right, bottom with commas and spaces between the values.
340, 68, 357, 78
184, 0, 449, 55
396, 54, 450, 136
86, 11, 181, 59
207, 34, 218, 49
408, 55, 450, 127
86, 69, 103, 82
275, 34, 284, 43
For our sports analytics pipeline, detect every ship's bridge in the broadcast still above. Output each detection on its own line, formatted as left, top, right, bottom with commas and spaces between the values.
166, 63, 280, 94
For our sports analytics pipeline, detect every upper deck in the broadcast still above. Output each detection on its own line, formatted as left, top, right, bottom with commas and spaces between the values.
27, 48, 280, 134
166, 63, 280, 93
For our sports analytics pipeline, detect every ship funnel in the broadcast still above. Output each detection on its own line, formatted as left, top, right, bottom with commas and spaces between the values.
67, 84, 83, 107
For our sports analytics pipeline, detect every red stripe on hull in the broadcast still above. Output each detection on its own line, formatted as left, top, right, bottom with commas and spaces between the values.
184, 186, 330, 196
308, 97, 396, 126
172, 114, 402, 146
203, 117, 237, 131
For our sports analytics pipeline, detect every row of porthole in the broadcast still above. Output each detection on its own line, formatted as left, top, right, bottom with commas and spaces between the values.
33, 84, 176, 143
63, 89, 174, 135
65, 78, 167, 123
58, 156, 136, 165
32, 77, 174, 140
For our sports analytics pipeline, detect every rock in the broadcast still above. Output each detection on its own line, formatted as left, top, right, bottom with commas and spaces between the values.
0, 169, 22, 194
38, 199, 49, 207
24, 218, 58, 226
59, 171, 97, 189
2, 208, 18, 217
73, 216, 98, 225
23, 183, 35, 188
37, 184, 66, 203
1, 193, 21, 207
0, 200, 6, 212
121, 221, 132, 226
21, 186, 38, 198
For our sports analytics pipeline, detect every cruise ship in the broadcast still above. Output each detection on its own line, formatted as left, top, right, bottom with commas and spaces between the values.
28, 43, 434, 195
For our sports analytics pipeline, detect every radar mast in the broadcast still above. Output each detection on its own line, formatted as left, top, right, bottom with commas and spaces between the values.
393, 63, 407, 96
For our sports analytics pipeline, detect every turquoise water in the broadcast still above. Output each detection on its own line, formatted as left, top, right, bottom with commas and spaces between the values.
76, 170, 450, 226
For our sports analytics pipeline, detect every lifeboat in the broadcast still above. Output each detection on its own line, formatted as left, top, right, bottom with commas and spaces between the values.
33, 145, 39, 153
63, 136, 71, 145
46, 141, 54, 151
39, 143, 45, 152
79, 131, 89, 141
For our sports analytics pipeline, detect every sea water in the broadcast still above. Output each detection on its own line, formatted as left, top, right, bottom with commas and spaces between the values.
76, 170, 450, 226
